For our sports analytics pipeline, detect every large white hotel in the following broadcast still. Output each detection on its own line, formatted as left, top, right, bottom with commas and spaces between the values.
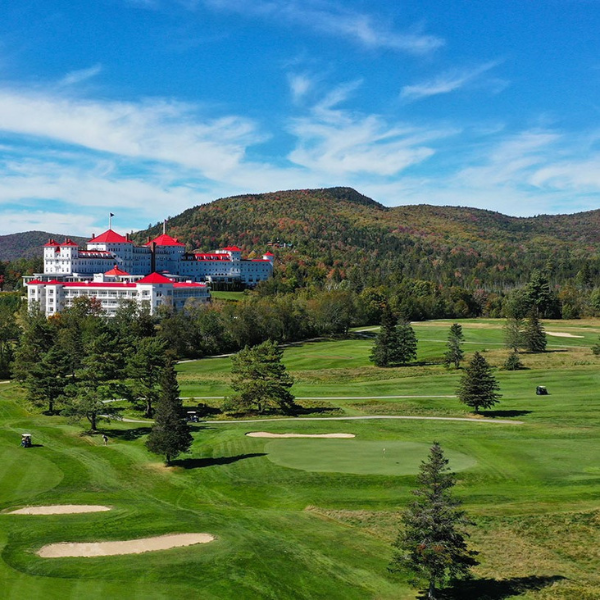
26, 227, 274, 317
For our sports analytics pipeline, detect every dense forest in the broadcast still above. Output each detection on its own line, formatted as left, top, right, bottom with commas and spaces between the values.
135, 187, 600, 292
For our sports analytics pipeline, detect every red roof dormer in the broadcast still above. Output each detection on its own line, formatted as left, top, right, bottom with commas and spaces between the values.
61, 238, 79, 247
44, 239, 59, 247
136, 272, 174, 285
104, 266, 130, 276
145, 234, 185, 247
222, 246, 242, 252
88, 229, 131, 244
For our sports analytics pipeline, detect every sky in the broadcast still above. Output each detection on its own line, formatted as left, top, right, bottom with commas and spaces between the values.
1, 0, 600, 235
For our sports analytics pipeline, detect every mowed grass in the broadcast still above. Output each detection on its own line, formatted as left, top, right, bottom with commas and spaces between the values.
2, 319, 600, 598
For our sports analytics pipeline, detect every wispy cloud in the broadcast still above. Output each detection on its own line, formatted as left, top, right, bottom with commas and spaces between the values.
160, 0, 444, 54
58, 64, 103, 87
288, 73, 313, 103
401, 61, 502, 101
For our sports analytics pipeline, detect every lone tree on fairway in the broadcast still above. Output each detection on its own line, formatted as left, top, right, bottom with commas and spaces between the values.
457, 352, 501, 413
443, 323, 465, 369
146, 358, 192, 465
391, 442, 479, 599
229, 339, 295, 414
523, 308, 547, 353
370, 303, 402, 367
504, 316, 524, 353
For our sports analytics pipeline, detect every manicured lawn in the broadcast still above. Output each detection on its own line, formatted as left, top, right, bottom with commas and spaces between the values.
2, 319, 600, 598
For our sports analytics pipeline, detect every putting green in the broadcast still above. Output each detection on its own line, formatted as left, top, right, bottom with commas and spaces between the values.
265, 439, 477, 476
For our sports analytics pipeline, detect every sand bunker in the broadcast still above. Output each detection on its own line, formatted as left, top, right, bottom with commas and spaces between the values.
546, 331, 584, 338
37, 533, 215, 558
8, 505, 111, 515
246, 432, 355, 438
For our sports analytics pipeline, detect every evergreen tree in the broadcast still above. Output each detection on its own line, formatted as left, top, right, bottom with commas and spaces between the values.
370, 303, 402, 367
128, 337, 169, 417
25, 345, 71, 413
457, 352, 501, 413
443, 323, 465, 369
396, 319, 418, 365
146, 358, 192, 464
503, 317, 524, 353
524, 309, 547, 353
391, 442, 479, 599
62, 331, 125, 430
229, 340, 295, 414
503, 350, 523, 371
0, 304, 19, 379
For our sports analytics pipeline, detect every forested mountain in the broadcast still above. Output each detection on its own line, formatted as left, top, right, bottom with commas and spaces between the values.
134, 187, 600, 291
0, 231, 88, 261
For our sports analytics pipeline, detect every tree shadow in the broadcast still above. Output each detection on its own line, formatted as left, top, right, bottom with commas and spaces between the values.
434, 575, 565, 599
172, 453, 267, 469
292, 405, 343, 416
479, 410, 532, 418
103, 427, 152, 441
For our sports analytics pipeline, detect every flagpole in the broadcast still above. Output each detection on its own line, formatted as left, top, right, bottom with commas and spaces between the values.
109, 212, 114, 229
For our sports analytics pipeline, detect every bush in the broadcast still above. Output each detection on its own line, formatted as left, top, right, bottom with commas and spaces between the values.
504, 351, 523, 370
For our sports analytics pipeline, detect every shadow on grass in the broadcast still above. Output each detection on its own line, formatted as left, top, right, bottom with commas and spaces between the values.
480, 410, 532, 418
173, 453, 267, 469
433, 574, 565, 599
103, 427, 152, 441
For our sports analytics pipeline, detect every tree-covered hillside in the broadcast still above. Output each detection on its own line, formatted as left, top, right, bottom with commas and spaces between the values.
0, 231, 88, 262
134, 187, 600, 291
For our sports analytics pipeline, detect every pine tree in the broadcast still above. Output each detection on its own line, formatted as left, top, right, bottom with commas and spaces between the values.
370, 303, 401, 367
524, 309, 547, 353
503, 350, 523, 371
391, 442, 479, 599
229, 340, 295, 414
443, 323, 465, 369
457, 352, 501, 413
396, 319, 418, 365
146, 358, 192, 465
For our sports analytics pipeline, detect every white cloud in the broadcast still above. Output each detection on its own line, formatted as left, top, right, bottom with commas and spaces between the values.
288, 73, 312, 103
58, 64, 103, 87
0, 88, 260, 178
193, 0, 444, 54
401, 61, 502, 101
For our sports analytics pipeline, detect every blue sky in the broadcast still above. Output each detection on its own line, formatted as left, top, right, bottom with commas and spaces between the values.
1, 0, 600, 235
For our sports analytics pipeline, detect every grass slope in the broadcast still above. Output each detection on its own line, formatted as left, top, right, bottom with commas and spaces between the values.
1, 319, 600, 598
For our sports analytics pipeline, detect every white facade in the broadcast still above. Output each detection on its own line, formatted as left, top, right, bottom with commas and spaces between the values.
42, 231, 274, 286
27, 273, 210, 317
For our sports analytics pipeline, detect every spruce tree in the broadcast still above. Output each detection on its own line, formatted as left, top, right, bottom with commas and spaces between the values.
391, 442, 479, 599
524, 309, 547, 353
396, 319, 418, 365
370, 303, 401, 367
146, 358, 192, 465
443, 323, 465, 369
457, 352, 501, 413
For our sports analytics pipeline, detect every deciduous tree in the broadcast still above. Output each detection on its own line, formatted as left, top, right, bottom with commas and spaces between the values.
443, 323, 465, 369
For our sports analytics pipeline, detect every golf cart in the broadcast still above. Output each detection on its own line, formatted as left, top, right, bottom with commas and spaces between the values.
536, 386, 548, 396
21, 433, 32, 448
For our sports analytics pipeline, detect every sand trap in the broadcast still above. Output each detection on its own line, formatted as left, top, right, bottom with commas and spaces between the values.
246, 432, 355, 438
8, 505, 111, 515
37, 533, 215, 558
546, 331, 584, 338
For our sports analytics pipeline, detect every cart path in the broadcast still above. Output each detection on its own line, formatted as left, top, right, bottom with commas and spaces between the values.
117, 414, 523, 425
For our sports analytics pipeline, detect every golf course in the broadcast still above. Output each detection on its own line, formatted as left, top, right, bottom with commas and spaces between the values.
1, 319, 600, 599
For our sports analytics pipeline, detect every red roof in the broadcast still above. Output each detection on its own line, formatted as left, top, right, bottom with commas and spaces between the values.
104, 266, 130, 276
61, 238, 79, 247
264, 252, 274, 256
27, 279, 45, 285
88, 229, 131, 244
136, 272, 174, 285
146, 234, 185, 247
173, 282, 207, 288
222, 246, 242, 252
44, 239, 59, 247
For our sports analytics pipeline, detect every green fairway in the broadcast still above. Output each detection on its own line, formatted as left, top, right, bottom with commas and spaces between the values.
2, 318, 600, 598
264, 439, 477, 476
